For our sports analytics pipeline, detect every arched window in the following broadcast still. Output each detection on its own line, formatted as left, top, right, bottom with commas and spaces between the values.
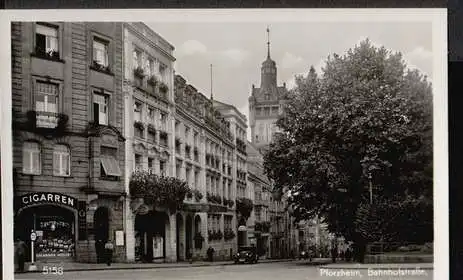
23, 141, 41, 175
53, 144, 70, 176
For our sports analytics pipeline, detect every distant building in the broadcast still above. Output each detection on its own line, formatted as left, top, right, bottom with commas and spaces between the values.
246, 141, 272, 258
212, 99, 250, 250
248, 28, 325, 258
248, 29, 289, 154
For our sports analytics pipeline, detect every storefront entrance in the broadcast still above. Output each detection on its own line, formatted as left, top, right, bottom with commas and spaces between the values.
134, 211, 168, 262
15, 205, 76, 261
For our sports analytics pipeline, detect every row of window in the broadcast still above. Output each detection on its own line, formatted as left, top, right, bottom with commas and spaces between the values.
36, 23, 111, 69
208, 214, 233, 232
134, 154, 167, 176
255, 123, 278, 143
256, 106, 280, 116
33, 77, 111, 127
22, 141, 121, 178
132, 48, 168, 82
206, 175, 232, 199
22, 142, 70, 176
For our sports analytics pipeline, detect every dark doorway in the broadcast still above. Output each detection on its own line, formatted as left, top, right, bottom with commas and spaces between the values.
176, 213, 184, 261
94, 207, 109, 263
185, 215, 193, 259
135, 211, 168, 263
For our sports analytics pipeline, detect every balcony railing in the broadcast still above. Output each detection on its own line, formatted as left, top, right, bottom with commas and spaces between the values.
26, 110, 68, 131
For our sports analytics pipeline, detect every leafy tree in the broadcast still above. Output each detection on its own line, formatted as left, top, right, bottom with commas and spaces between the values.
264, 39, 432, 255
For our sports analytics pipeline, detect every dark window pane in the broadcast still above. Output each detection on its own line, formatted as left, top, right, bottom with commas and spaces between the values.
93, 103, 99, 124
36, 34, 46, 51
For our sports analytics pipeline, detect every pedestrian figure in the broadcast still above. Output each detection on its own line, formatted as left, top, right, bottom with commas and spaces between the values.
15, 238, 27, 273
207, 246, 215, 262
188, 247, 193, 264
331, 246, 338, 263
104, 240, 114, 266
95, 239, 104, 263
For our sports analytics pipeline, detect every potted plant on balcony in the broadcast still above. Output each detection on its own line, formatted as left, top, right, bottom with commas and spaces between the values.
186, 189, 193, 200
134, 121, 144, 130
224, 229, 236, 240
193, 190, 203, 202
159, 82, 168, 94
216, 230, 223, 240
208, 230, 215, 242
147, 75, 158, 86
134, 66, 145, 78
147, 124, 156, 134
91, 60, 111, 74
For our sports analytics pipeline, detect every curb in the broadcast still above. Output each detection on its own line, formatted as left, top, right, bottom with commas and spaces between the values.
15, 259, 293, 274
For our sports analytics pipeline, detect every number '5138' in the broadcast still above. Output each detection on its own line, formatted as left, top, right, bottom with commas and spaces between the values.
42, 266, 64, 275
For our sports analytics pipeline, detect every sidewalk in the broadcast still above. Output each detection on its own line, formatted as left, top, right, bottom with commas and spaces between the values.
16, 258, 294, 274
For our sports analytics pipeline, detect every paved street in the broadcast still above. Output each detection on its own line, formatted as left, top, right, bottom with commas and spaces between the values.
15, 261, 433, 280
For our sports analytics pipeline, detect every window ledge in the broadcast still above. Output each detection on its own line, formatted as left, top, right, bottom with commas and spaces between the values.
99, 176, 120, 182
21, 172, 42, 176
89, 65, 114, 76
30, 53, 65, 63
53, 174, 72, 178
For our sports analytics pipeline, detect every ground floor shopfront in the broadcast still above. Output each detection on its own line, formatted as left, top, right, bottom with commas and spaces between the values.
14, 192, 126, 264
126, 200, 237, 263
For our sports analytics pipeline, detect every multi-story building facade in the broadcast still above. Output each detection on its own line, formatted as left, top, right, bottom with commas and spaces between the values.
175, 76, 239, 261
247, 141, 271, 258
122, 23, 178, 262
213, 100, 249, 250
12, 22, 127, 263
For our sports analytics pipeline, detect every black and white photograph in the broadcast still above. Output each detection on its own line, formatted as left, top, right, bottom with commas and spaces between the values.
0, 9, 447, 280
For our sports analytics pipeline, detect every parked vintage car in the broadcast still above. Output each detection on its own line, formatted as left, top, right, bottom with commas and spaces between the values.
299, 250, 313, 260
234, 246, 259, 264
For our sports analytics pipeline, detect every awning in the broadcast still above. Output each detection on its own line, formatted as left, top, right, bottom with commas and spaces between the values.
101, 156, 122, 176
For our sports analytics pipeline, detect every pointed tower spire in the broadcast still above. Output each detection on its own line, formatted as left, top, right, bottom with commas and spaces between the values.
266, 26, 271, 59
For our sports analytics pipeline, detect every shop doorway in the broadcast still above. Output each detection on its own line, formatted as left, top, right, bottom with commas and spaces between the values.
185, 215, 193, 258
193, 215, 203, 251
135, 211, 168, 262
15, 205, 76, 262
176, 213, 184, 261
94, 207, 109, 263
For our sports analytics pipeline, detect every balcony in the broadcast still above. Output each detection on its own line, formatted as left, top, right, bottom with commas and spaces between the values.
236, 138, 247, 155
26, 110, 68, 134
193, 147, 199, 162
185, 145, 191, 159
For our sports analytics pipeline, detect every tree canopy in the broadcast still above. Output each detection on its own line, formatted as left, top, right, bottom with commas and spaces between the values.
264, 39, 433, 244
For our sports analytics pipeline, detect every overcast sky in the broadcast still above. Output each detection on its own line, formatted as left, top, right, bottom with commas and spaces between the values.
146, 21, 433, 139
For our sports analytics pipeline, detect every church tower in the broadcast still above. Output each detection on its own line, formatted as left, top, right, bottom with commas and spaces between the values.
249, 27, 288, 152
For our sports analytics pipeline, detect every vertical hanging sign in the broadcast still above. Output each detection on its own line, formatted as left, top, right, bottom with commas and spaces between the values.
78, 201, 87, 240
